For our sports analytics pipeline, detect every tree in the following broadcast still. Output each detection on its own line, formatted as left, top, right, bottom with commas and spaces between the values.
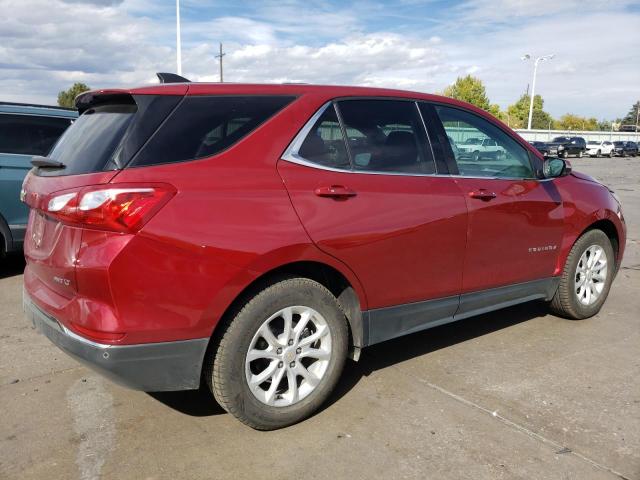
554, 114, 598, 131
622, 100, 640, 126
442, 75, 492, 112
505, 94, 553, 129
597, 119, 613, 131
57, 83, 90, 108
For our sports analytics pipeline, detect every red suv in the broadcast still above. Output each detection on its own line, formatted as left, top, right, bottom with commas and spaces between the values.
22, 79, 625, 430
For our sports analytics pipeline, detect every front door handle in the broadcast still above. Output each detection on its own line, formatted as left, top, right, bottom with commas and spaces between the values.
314, 185, 357, 199
468, 189, 497, 201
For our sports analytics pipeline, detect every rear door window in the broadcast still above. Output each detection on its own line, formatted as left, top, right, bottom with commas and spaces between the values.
132, 95, 296, 167
335, 100, 435, 174
296, 104, 350, 169
0, 114, 72, 156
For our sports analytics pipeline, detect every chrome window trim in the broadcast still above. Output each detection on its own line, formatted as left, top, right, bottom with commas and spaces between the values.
282, 100, 440, 177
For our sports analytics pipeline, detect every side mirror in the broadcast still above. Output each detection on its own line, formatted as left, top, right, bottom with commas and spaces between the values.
543, 158, 571, 178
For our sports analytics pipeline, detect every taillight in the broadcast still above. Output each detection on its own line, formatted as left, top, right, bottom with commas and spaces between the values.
44, 184, 175, 233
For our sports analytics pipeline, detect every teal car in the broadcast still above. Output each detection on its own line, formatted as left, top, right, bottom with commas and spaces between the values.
0, 102, 77, 257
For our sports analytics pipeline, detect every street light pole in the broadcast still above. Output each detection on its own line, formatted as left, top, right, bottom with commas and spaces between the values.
521, 54, 555, 130
176, 0, 182, 75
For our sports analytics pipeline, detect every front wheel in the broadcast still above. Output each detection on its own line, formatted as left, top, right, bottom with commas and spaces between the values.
206, 277, 348, 430
550, 229, 615, 319
578, 150, 584, 158
608, 150, 613, 158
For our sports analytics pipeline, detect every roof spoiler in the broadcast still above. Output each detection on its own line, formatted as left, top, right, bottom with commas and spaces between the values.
156, 72, 191, 84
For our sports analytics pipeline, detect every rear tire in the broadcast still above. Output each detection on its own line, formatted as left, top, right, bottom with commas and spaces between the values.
206, 277, 348, 430
550, 230, 615, 319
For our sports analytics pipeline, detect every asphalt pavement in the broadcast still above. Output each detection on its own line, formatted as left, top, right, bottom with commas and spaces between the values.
1, 156, 638, 480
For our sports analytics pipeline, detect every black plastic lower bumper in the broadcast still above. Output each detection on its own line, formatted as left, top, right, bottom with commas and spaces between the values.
23, 292, 209, 392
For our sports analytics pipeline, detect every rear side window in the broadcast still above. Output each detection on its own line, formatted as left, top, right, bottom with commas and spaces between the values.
132, 96, 295, 167
297, 104, 350, 169
0, 114, 72, 156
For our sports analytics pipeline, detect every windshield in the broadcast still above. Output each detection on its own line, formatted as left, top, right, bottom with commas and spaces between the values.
552, 137, 569, 142
461, 138, 482, 145
587, 141, 599, 145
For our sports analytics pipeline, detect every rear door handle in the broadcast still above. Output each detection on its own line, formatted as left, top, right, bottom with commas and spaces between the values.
314, 185, 357, 199
468, 189, 496, 201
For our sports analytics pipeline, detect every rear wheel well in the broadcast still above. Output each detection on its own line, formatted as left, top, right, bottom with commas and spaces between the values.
207, 262, 364, 371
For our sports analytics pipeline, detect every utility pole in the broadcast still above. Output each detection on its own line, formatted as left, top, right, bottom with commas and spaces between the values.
176, 0, 182, 75
215, 43, 226, 82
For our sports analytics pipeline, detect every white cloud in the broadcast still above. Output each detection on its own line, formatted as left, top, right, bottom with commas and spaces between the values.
187, 34, 450, 91
0, 0, 637, 120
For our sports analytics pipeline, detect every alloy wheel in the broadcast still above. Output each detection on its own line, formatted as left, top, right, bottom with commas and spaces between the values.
245, 306, 332, 407
575, 245, 608, 306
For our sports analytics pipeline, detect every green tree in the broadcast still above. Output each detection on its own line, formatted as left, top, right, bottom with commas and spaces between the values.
622, 100, 640, 126
57, 82, 90, 108
505, 94, 553, 129
442, 75, 492, 111
554, 114, 598, 131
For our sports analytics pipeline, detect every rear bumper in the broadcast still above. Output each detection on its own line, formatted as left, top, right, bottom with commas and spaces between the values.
23, 291, 209, 391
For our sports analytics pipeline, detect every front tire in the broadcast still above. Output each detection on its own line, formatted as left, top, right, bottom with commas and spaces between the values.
206, 277, 348, 430
578, 150, 584, 158
550, 230, 615, 319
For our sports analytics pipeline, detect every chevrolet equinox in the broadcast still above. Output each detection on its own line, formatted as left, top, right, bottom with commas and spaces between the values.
22, 78, 626, 430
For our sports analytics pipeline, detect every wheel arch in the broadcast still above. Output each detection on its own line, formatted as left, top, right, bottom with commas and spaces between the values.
206, 259, 367, 368
558, 216, 623, 276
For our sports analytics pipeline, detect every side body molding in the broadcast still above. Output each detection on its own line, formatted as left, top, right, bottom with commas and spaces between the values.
362, 277, 560, 347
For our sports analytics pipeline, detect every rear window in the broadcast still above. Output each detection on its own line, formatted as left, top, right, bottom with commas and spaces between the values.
46, 104, 135, 176
131, 95, 296, 167
0, 113, 72, 156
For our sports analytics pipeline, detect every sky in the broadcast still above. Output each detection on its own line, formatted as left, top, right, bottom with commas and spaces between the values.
0, 0, 638, 119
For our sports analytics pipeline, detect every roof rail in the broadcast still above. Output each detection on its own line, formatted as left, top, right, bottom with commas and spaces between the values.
156, 72, 191, 84
0, 100, 76, 111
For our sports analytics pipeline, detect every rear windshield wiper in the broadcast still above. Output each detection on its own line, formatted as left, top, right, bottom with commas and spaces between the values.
31, 156, 66, 169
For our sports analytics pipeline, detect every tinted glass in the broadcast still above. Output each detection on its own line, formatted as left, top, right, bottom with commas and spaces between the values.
435, 105, 534, 178
298, 104, 350, 169
336, 100, 435, 174
43, 104, 135, 176
0, 114, 72, 156
133, 96, 295, 167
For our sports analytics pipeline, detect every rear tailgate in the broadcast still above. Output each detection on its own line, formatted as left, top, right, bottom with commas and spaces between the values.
23, 171, 119, 299
22, 88, 186, 305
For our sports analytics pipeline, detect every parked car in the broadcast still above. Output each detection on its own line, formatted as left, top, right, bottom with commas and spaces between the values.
623, 141, 638, 156
586, 140, 615, 158
613, 141, 638, 157
528, 140, 549, 157
0, 102, 76, 257
22, 79, 626, 430
544, 136, 587, 158
455, 136, 505, 160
